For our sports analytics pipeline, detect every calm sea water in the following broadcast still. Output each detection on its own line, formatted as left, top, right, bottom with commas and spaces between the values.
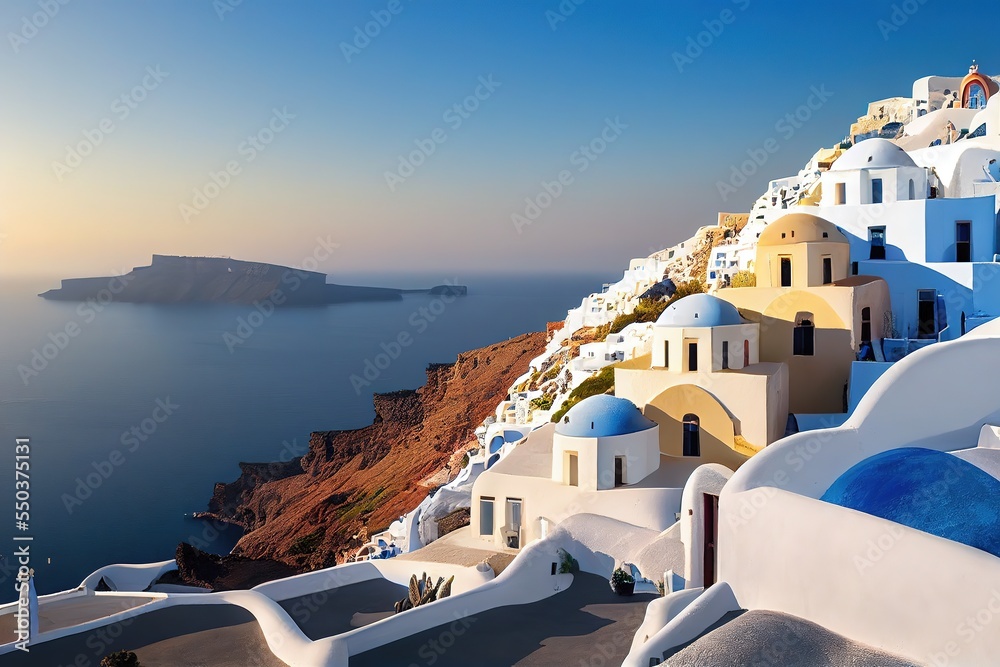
0, 271, 610, 599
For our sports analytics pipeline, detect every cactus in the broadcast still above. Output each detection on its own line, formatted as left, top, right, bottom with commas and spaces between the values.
394, 572, 454, 613
436, 575, 454, 600
408, 574, 421, 607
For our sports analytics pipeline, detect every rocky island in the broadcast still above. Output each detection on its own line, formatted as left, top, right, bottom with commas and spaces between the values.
39, 254, 467, 305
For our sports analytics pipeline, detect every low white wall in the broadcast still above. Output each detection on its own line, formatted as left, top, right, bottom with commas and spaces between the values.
622, 583, 738, 667
0, 587, 334, 666
627, 587, 702, 657
327, 535, 572, 664
254, 561, 382, 601
721, 488, 1000, 666
80, 560, 177, 592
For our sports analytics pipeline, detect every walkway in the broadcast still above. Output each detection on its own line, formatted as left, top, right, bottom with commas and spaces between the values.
350, 573, 655, 666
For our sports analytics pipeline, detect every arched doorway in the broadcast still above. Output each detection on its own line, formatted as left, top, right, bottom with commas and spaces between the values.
683, 414, 701, 457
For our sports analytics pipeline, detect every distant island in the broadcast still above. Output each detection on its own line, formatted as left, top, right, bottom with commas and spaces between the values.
39, 254, 467, 305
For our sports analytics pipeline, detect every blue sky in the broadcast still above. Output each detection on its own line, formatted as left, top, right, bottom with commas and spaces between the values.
1, 0, 997, 278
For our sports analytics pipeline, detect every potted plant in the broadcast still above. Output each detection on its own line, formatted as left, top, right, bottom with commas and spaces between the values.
610, 567, 635, 596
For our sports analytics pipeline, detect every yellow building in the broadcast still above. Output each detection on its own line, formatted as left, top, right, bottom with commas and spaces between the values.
615, 293, 789, 472
716, 213, 892, 414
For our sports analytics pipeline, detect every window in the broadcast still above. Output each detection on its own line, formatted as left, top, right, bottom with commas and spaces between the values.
780, 256, 792, 287
835, 182, 846, 205
871, 178, 883, 204
861, 307, 872, 343
822, 256, 833, 285
479, 498, 494, 536
869, 227, 886, 260
908, 179, 916, 200
721, 341, 729, 369
794, 320, 815, 356
956, 221, 971, 262
687, 342, 698, 372
683, 414, 701, 457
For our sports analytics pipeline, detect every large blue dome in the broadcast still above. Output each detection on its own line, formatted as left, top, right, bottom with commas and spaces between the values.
656, 294, 743, 328
555, 394, 656, 438
821, 447, 1000, 558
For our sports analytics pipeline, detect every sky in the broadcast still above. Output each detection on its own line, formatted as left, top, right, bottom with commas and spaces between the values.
1, 0, 999, 281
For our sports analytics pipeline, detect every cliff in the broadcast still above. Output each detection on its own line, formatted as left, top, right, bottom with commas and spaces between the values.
39, 255, 467, 305
200, 331, 547, 572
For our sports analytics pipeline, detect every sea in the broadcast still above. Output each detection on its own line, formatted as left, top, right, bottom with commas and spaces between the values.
0, 271, 613, 601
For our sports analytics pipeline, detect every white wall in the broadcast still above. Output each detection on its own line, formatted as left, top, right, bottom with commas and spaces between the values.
717, 330, 1000, 666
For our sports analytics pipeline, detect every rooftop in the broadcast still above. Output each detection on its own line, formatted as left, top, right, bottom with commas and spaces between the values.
655, 293, 744, 328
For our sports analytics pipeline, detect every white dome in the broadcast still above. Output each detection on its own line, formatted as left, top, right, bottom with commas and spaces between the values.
830, 138, 917, 172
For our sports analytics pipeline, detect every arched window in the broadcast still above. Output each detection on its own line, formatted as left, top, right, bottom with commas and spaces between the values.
683, 414, 701, 457
794, 318, 815, 356
908, 179, 915, 200
966, 82, 987, 109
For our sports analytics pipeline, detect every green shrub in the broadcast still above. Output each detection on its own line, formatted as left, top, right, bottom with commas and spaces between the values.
730, 270, 756, 288
551, 365, 616, 423
530, 395, 553, 411
288, 528, 325, 555
558, 548, 579, 574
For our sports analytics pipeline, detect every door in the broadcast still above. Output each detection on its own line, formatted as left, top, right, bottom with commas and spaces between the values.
861, 307, 872, 343
687, 342, 698, 372
505, 498, 522, 549
918, 290, 936, 338
743, 339, 750, 367
869, 227, 886, 260
703, 494, 719, 588
568, 453, 579, 487
779, 256, 792, 287
614, 457, 624, 487
822, 257, 832, 285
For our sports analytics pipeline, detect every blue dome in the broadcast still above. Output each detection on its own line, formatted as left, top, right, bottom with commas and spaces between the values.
821, 448, 1000, 558
555, 395, 656, 438
655, 294, 743, 328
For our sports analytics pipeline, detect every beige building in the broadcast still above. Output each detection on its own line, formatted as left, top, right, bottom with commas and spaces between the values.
716, 213, 892, 414
615, 293, 789, 471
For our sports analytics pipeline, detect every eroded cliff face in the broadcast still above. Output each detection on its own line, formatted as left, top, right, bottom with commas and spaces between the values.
202, 332, 546, 571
